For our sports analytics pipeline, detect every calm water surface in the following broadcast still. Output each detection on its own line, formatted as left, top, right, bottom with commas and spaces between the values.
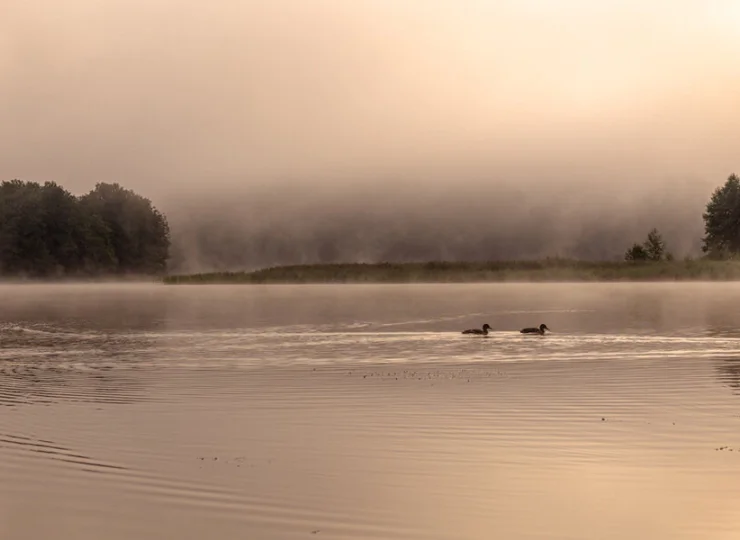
2, 283, 740, 539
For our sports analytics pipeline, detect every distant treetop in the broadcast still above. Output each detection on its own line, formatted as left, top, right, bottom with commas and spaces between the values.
625, 228, 671, 262
703, 173, 740, 258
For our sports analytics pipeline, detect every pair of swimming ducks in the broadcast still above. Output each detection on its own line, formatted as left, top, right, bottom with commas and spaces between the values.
462, 323, 550, 336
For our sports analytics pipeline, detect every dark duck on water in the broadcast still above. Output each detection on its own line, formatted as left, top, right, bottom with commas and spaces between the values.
520, 323, 550, 335
462, 323, 492, 336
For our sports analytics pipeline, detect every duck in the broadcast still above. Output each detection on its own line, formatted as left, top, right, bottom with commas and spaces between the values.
462, 323, 492, 336
520, 323, 550, 335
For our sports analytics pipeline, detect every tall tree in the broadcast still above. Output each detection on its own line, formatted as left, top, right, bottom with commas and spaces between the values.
643, 228, 666, 261
624, 228, 670, 262
80, 183, 170, 274
0, 180, 53, 275
39, 182, 84, 274
703, 174, 740, 258
0, 179, 169, 277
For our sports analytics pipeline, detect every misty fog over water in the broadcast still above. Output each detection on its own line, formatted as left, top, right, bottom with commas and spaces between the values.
2, 1, 739, 272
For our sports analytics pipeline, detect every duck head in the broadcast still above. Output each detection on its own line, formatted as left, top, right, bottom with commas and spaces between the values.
540, 323, 550, 332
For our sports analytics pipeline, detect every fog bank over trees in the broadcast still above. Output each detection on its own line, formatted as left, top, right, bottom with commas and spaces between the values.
164, 175, 711, 273
4, 2, 739, 274
0, 173, 733, 277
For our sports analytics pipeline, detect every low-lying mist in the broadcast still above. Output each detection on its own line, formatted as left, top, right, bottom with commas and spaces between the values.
164, 175, 712, 274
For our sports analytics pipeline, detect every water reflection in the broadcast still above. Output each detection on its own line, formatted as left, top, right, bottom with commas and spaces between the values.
624, 290, 666, 332
0, 284, 169, 332
715, 357, 740, 393
3, 283, 740, 540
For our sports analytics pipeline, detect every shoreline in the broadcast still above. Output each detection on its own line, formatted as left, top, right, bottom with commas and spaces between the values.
162, 259, 740, 284
6, 260, 740, 285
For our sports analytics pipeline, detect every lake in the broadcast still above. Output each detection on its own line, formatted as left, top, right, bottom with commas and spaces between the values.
2, 282, 740, 540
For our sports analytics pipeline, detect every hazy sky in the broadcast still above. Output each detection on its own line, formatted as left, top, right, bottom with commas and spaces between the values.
2, 0, 739, 192
2, 1, 740, 268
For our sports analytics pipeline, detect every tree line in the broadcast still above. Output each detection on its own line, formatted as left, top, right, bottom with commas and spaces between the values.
0, 180, 169, 277
2, 174, 740, 277
626, 173, 740, 262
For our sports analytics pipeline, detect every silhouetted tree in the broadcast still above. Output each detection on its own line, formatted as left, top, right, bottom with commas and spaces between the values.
80, 183, 170, 274
702, 174, 740, 258
643, 228, 666, 260
0, 179, 169, 277
625, 243, 649, 261
625, 228, 670, 262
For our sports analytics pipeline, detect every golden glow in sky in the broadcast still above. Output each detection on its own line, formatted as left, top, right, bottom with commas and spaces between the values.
0, 0, 738, 191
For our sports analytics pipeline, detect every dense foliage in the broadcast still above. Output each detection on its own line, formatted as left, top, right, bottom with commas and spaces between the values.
0, 180, 169, 277
625, 228, 671, 262
702, 174, 740, 258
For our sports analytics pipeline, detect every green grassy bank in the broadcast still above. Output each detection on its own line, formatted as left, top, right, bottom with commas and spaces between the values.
163, 259, 740, 284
